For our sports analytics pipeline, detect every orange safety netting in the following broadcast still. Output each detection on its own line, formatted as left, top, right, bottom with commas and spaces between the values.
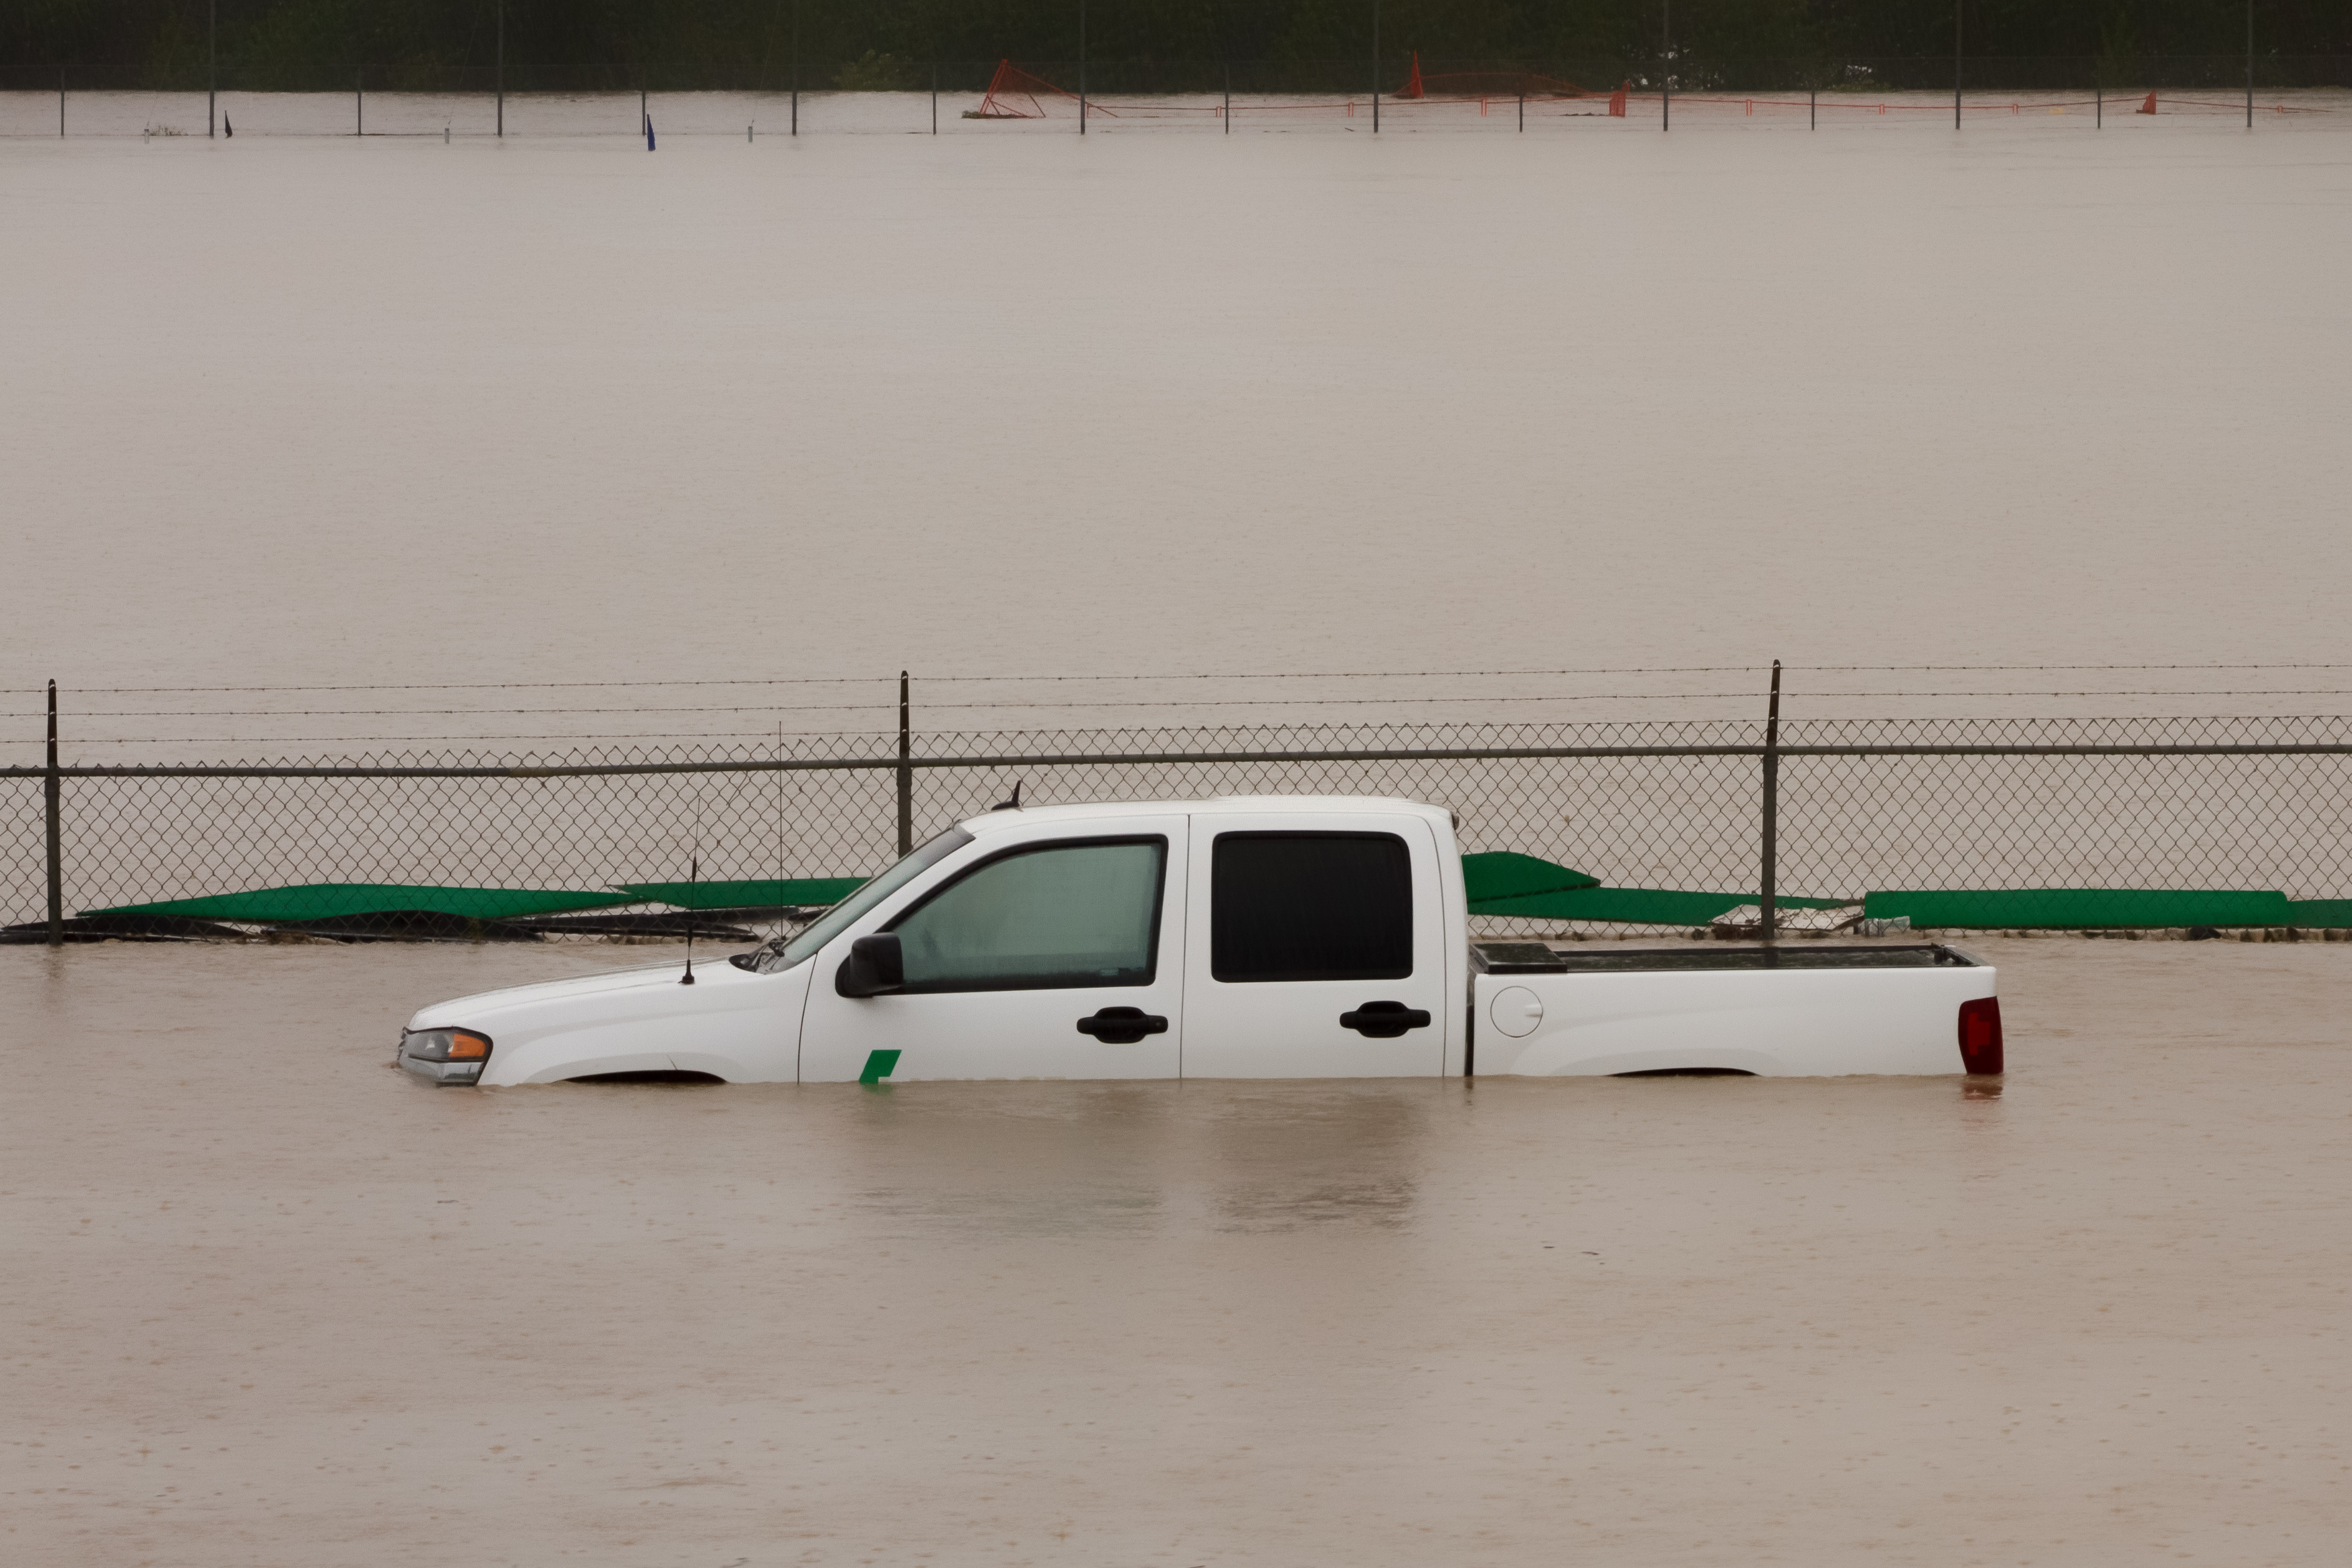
965, 59, 1109, 120
1393, 53, 1589, 102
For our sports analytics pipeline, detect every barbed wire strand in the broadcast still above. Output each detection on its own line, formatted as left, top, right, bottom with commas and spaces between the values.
17, 689, 2352, 722
21, 663, 2352, 696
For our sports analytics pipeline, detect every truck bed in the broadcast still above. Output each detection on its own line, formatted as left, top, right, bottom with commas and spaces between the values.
1469, 943, 1996, 1077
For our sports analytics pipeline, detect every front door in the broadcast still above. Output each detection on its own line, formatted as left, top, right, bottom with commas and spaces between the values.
798, 819, 1187, 1082
1179, 812, 1449, 1078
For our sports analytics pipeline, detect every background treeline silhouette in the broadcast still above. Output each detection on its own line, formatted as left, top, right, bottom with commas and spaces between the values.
10, 1, 2349, 85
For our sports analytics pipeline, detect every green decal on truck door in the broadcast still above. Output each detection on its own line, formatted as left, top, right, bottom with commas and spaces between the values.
858, 1049, 902, 1086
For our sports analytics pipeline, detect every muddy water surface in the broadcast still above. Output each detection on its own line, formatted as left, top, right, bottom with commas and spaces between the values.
5, 938, 2347, 1564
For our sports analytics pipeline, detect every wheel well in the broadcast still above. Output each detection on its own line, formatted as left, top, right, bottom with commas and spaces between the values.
565, 1069, 726, 1086
1610, 1067, 1757, 1078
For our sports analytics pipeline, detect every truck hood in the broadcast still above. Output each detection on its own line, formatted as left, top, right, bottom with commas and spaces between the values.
405, 956, 744, 1033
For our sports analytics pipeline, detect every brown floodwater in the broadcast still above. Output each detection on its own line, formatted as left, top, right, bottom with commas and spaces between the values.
5, 937, 2347, 1565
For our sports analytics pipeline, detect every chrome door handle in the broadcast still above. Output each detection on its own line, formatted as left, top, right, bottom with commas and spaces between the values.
1340, 1001, 1433, 1038
1076, 1006, 1169, 1044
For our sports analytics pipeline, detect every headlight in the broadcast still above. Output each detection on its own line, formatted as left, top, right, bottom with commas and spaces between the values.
399, 1028, 492, 1085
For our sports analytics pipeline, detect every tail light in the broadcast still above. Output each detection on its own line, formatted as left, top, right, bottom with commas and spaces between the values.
1957, 996, 2004, 1075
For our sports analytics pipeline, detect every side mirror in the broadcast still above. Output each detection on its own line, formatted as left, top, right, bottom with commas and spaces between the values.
834, 933, 905, 998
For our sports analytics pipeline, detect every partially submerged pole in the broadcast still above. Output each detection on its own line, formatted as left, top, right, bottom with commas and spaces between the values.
896, 672, 914, 857
1372, 0, 1380, 132
496, 0, 504, 137
45, 681, 63, 945
1759, 661, 1781, 956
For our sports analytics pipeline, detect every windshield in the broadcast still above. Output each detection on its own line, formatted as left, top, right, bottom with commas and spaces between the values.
744, 827, 975, 974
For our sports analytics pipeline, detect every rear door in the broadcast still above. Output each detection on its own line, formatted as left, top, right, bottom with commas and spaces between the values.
1179, 812, 1448, 1078
798, 817, 1187, 1082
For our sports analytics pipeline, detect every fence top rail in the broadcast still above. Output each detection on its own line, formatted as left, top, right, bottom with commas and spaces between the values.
11, 741, 2352, 780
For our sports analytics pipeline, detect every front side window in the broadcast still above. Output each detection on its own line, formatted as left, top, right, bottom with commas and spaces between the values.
888, 838, 1165, 992
1211, 832, 1413, 983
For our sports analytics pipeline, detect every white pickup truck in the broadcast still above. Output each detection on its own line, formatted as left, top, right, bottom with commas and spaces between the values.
396, 796, 2003, 1087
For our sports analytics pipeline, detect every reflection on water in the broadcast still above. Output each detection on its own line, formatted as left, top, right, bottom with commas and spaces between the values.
831, 1080, 1434, 1236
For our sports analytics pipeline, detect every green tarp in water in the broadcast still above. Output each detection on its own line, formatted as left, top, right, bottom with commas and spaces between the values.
89, 883, 636, 923
1471, 885, 1850, 926
615, 877, 869, 911
1860, 888, 2293, 929
2286, 899, 2352, 927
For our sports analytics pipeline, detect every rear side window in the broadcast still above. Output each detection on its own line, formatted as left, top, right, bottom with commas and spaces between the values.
1211, 832, 1413, 983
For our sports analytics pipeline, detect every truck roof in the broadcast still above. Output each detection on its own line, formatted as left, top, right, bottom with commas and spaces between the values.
957, 795, 1452, 839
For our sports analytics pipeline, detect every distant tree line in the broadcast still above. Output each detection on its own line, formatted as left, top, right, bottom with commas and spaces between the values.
9, 1, 2348, 84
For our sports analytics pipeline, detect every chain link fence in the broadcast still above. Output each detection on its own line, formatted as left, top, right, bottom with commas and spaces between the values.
5, 56, 2346, 138
7, 716, 2351, 943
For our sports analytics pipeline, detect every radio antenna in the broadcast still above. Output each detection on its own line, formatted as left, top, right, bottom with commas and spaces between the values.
680, 853, 699, 985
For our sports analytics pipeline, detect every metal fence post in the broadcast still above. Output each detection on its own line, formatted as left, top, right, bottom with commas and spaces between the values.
933, 63, 938, 134
356, 66, 363, 136
1079, 0, 1088, 135
496, 0, 505, 136
1372, 0, 1381, 132
45, 681, 63, 945
1224, 62, 1230, 133
59, 67, 65, 136
1759, 660, 1781, 952
896, 672, 914, 856
1662, 0, 1670, 130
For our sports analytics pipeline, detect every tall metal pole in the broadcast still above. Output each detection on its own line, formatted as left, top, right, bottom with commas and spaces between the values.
1079, 0, 1087, 134
357, 67, 363, 136
208, 0, 216, 136
1954, 0, 1962, 130
59, 68, 64, 136
1225, 62, 1230, 133
2246, 0, 2254, 127
1661, 0, 1670, 130
1759, 660, 1781, 955
496, 0, 505, 136
45, 681, 63, 946
791, 0, 798, 134
1372, 0, 1380, 131
895, 672, 914, 857
933, 62, 938, 134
